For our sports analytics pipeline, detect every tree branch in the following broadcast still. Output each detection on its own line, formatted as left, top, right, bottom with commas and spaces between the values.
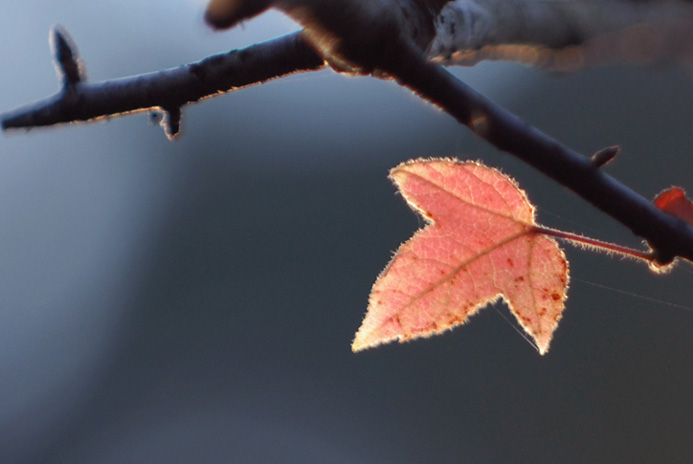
429, 0, 693, 69
4, 1, 692, 135
2, 0, 693, 264
1, 29, 324, 138
382, 44, 693, 266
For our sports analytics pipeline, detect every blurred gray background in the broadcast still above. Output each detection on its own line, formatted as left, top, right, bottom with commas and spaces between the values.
1, 1, 692, 463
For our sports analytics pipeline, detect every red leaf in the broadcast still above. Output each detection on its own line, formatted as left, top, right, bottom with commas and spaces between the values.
654, 187, 693, 225
353, 159, 569, 355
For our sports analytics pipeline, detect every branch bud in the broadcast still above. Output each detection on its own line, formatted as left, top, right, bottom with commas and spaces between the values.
50, 25, 85, 87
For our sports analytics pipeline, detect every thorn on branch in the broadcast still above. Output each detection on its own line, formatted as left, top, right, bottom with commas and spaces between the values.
50, 25, 85, 88
590, 145, 620, 168
162, 107, 182, 139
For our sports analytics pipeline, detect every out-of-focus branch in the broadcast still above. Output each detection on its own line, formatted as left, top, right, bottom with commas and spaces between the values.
430, 0, 693, 69
1, 28, 324, 138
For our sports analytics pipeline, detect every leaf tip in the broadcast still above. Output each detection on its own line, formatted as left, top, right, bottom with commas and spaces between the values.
351, 321, 385, 353
526, 319, 560, 355
536, 338, 551, 356
350, 337, 366, 353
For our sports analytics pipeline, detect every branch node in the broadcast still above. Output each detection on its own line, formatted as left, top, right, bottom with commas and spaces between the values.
50, 24, 85, 87
590, 145, 620, 168
162, 107, 182, 139
649, 248, 677, 274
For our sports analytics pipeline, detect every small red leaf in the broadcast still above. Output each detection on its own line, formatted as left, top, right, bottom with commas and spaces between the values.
654, 187, 693, 225
353, 159, 569, 355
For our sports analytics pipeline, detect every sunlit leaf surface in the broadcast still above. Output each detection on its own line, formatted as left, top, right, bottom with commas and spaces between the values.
353, 159, 569, 355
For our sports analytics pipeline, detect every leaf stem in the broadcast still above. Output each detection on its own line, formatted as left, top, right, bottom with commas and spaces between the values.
532, 225, 655, 262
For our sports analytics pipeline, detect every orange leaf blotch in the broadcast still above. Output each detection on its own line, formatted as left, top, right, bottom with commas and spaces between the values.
654, 187, 693, 225
352, 159, 569, 355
